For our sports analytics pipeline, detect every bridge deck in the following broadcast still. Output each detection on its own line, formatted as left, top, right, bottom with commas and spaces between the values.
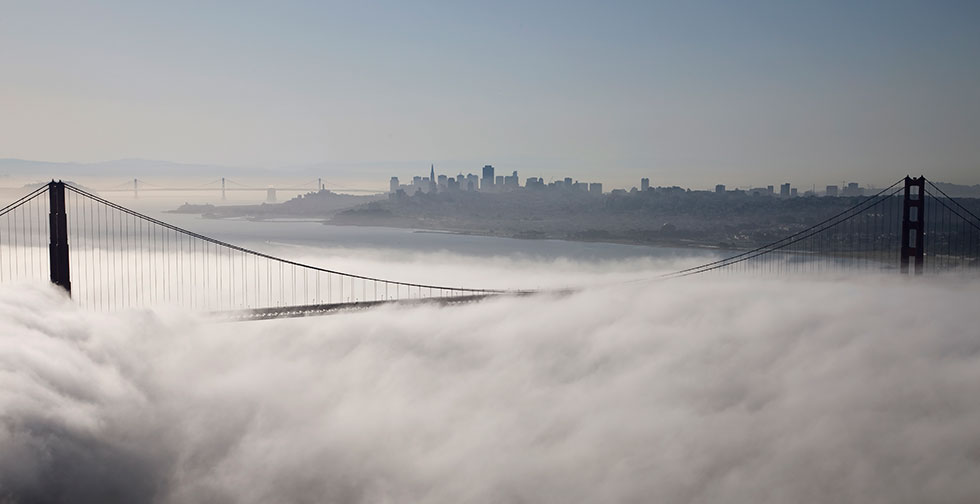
211, 294, 497, 321
208, 290, 557, 321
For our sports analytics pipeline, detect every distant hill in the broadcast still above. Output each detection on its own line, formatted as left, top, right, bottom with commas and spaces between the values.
169, 189, 385, 219
0, 158, 267, 177
0, 158, 516, 183
0, 158, 428, 186
931, 182, 980, 198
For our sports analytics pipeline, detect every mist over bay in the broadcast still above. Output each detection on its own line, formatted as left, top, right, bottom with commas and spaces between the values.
4, 269, 980, 503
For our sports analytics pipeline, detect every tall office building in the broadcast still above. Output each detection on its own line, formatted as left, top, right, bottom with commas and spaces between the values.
390, 177, 399, 193
640, 178, 650, 192
825, 185, 839, 197
502, 172, 518, 188
428, 165, 437, 193
843, 182, 862, 196
589, 182, 603, 195
482, 165, 495, 191
715, 184, 726, 193
780, 183, 790, 198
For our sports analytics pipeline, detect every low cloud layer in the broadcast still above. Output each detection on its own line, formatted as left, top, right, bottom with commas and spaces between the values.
2, 274, 980, 503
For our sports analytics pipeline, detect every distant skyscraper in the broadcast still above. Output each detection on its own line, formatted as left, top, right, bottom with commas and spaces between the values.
482, 165, 495, 191
641, 178, 650, 192
715, 184, 726, 193
390, 176, 399, 193
430, 164, 435, 181
825, 185, 839, 197
589, 182, 603, 195
780, 183, 790, 198
843, 182, 862, 196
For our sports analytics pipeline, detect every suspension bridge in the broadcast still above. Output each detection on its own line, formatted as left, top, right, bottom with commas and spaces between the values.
92, 177, 383, 199
0, 176, 977, 320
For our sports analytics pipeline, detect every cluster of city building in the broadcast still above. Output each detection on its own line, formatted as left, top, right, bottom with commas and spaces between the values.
390, 165, 605, 195
713, 181, 866, 198
388, 164, 866, 198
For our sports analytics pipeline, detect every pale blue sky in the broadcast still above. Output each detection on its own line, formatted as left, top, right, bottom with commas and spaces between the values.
1, 0, 978, 188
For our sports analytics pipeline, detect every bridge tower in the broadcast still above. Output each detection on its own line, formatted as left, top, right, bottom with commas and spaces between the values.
900, 175, 926, 275
222, 177, 226, 200
133, 177, 138, 199
48, 181, 71, 294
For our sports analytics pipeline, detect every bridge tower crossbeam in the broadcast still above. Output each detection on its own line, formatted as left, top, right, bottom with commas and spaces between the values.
900, 175, 926, 275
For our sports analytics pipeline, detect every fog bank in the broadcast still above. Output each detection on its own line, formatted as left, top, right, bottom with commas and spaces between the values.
2, 276, 980, 503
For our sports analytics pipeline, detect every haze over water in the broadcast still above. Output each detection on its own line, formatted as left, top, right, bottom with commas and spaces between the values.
3, 230, 979, 502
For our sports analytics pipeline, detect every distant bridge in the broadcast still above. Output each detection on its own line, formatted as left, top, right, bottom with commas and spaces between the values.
0, 176, 976, 320
92, 177, 384, 198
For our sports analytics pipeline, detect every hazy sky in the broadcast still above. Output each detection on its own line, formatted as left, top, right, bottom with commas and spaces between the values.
1, 1, 978, 188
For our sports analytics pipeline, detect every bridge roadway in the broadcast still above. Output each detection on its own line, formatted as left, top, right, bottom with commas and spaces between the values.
209, 290, 553, 321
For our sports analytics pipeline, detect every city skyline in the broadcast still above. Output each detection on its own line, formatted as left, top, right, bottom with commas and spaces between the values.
387, 163, 880, 197
0, 156, 921, 196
